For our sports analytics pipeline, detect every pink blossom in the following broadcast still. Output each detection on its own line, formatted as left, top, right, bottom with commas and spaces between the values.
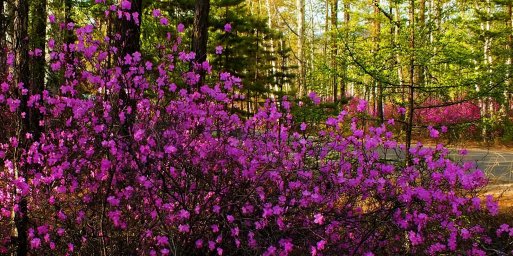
177, 23, 185, 32
313, 213, 324, 225
357, 99, 367, 112
178, 224, 190, 233
152, 9, 161, 17
224, 23, 232, 32
30, 238, 41, 249
120, 0, 131, 10
215, 45, 223, 55
160, 17, 169, 26
308, 91, 321, 105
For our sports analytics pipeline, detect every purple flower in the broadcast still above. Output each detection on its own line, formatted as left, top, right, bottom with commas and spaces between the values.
30, 238, 41, 249
177, 23, 185, 33
357, 99, 367, 112
178, 224, 190, 233
152, 9, 161, 17
313, 213, 324, 225
48, 14, 56, 23
120, 0, 131, 9
224, 23, 232, 32
428, 126, 439, 138
215, 45, 223, 55
160, 17, 169, 26
308, 91, 321, 105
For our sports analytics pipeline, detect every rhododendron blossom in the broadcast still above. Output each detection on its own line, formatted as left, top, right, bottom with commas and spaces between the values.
0, 4, 511, 256
224, 23, 232, 32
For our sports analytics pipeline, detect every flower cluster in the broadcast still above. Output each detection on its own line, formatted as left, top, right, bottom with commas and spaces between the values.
0, 5, 511, 255
414, 98, 481, 125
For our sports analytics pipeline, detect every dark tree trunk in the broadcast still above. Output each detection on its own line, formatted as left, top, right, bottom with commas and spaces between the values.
64, 0, 74, 45
416, 0, 425, 88
13, 0, 30, 255
331, 0, 337, 102
117, 0, 142, 59
32, 0, 47, 106
192, 0, 211, 87
341, 0, 349, 98
406, 0, 415, 164
373, 2, 383, 123
0, 0, 6, 80
115, 0, 142, 133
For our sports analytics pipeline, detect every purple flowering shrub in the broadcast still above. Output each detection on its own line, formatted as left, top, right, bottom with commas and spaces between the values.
414, 98, 481, 126
0, 5, 512, 255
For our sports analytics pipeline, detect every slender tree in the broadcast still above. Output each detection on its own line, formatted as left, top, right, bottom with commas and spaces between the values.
373, 0, 383, 122
406, 0, 415, 163
507, 0, 513, 112
331, 0, 338, 102
0, 0, 6, 80
13, 0, 29, 254
297, 0, 305, 96
192, 0, 210, 87
341, 0, 349, 98
32, 0, 47, 93
266, 0, 278, 91
117, 0, 142, 59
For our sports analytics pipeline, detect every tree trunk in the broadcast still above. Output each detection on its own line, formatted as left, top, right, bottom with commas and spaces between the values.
481, 0, 492, 142
324, 0, 329, 96
64, 0, 74, 45
507, 1, 513, 114
406, 0, 416, 164
192, 0, 210, 88
331, 0, 338, 102
0, 0, 6, 80
416, 0, 425, 88
116, 0, 142, 127
373, 0, 383, 123
13, 0, 30, 254
266, 0, 277, 91
341, 0, 349, 98
297, 0, 306, 96
32, 0, 47, 95
394, 1, 404, 102
118, 0, 142, 59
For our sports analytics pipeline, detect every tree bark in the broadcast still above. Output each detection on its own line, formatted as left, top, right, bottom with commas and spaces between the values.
480, 0, 492, 142
331, 0, 338, 102
64, 0, 74, 45
324, 0, 329, 96
0, 0, 6, 80
32, 0, 47, 96
373, 0, 383, 123
192, 0, 210, 87
266, 0, 277, 91
116, 0, 142, 131
117, 0, 142, 59
13, 0, 30, 254
416, 0, 425, 88
341, 0, 349, 98
406, 0, 416, 164
507, 1, 513, 113
297, 0, 306, 96
394, 0, 404, 102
